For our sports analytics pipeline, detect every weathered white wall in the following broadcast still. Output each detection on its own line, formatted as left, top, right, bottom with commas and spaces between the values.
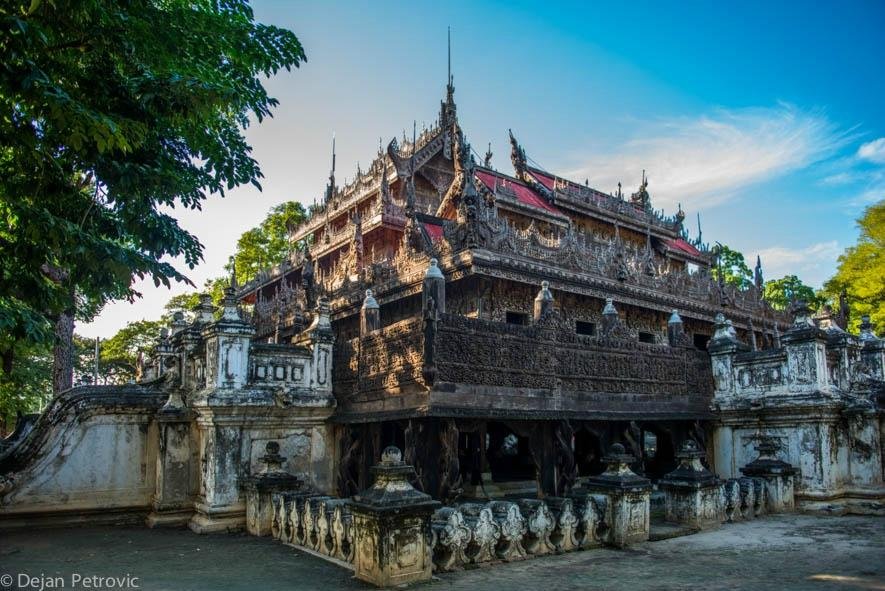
0, 388, 164, 527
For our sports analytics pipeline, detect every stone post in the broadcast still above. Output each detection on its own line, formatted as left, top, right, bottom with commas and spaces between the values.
740, 438, 797, 513
301, 297, 334, 396
859, 316, 885, 380
582, 444, 652, 547
422, 258, 445, 314
242, 441, 304, 537
659, 440, 723, 530
360, 289, 380, 335
350, 446, 440, 587
146, 407, 195, 528
202, 286, 254, 391
189, 284, 255, 534
667, 309, 685, 347
781, 300, 831, 395
708, 313, 749, 400
533, 281, 554, 322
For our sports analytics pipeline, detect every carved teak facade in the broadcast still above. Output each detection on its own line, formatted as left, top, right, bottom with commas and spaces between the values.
237, 82, 791, 501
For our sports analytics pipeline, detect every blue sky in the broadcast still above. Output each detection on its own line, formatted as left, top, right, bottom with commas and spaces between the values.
81, 0, 885, 338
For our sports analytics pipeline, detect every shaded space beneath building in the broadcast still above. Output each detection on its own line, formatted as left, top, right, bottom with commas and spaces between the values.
2, 515, 883, 591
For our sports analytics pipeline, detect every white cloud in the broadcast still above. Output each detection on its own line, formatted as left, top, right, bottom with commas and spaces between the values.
858, 137, 885, 164
569, 104, 851, 210
754, 240, 842, 288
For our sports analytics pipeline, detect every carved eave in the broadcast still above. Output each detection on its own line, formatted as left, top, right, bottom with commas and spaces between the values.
464, 247, 786, 332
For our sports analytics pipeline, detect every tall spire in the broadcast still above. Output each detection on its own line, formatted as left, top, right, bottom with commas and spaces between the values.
754, 255, 764, 290
440, 27, 457, 130
324, 132, 337, 202
447, 26, 452, 91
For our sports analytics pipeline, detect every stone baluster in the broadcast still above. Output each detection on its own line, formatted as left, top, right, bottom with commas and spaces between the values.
459, 503, 500, 564
289, 496, 305, 545
431, 507, 471, 572
573, 494, 609, 548
271, 493, 285, 541
738, 477, 757, 520
724, 479, 742, 522
350, 446, 440, 587
544, 497, 580, 552
516, 499, 556, 556
487, 501, 527, 561
330, 503, 354, 563
751, 478, 767, 516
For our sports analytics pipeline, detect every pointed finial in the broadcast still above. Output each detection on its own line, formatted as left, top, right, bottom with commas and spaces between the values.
447, 26, 452, 87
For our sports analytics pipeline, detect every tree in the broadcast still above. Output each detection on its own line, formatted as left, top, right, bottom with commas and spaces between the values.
823, 200, 885, 333
0, 1, 306, 393
98, 320, 164, 384
711, 244, 753, 290
763, 275, 822, 311
231, 201, 306, 285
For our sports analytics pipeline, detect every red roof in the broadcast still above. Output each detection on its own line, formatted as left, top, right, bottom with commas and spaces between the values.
423, 222, 444, 242
666, 238, 703, 258
529, 169, 555, 191
475, 170, 562, 215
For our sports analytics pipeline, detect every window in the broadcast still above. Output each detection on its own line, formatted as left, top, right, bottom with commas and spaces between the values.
575, 321, 597, 336
505, 311, 529, 325
694, 333, 710, 350
638, 331, 656, 344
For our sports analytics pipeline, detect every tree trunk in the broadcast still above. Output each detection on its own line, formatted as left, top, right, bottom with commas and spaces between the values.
52, 308, 75, 393
1, 347, 12, 376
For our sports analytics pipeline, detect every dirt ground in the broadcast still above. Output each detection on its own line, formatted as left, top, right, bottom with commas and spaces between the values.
1, 514, 883, 591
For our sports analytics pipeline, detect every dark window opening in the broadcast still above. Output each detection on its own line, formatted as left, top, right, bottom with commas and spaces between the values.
506, 311, 529, 325
575, 321, 597, 336
694, 333, 710, 350
638, 331, 656, 344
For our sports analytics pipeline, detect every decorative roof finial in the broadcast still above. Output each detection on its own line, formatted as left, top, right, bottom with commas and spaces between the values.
508, 129, 527, 177
483, 142, 493, 168
439, 27, 457, 130
754, 255, 764, 290
324, 132, 337, 202
229, 256, 238, 290
447, 26, 452, 90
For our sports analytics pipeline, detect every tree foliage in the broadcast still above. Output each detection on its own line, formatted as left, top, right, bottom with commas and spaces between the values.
230, 201, 306, 285
823, 200, 885, 333
97, 320, 164, 383
763, 275, 822, 311
711, 244, 753, 290
0, 0, 305, 390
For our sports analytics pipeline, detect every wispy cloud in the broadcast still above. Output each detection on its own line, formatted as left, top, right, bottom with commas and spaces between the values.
569, 104, 852, 210
858, 137, 885, 164
754, 240, 841, 288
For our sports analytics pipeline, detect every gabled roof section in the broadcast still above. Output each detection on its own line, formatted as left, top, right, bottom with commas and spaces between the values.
475, 168, 566, 218
665, 237, 705, 260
